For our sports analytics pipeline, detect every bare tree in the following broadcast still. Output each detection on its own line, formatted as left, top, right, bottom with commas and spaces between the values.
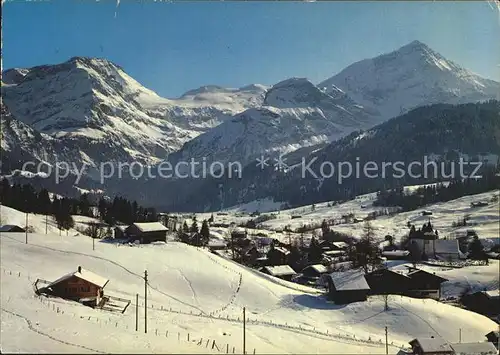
85, 222, 106, 239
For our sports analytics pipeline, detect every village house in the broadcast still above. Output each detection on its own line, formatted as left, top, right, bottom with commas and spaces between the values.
405, 267, 448, 299
365, 268, 412, 295
434, 239, 464, 261
301, 264, 329, 279
44, 266, 109, 308
267, 246, 290, 266
125, 222, 168, 243
381, 250, 410, 260
326, 268, 371, 304
331, 242, 348, 251
461, 290, 500, 316
450, 342, 498, 355
485, 331, 499, 350
239, 245, 260, 265
208, 239, 226, 251
260, 265, 297, 281
0, 224, 25, 233
114, 225, 128, 239
408, 337, 454, 355
408, 337, 498, 355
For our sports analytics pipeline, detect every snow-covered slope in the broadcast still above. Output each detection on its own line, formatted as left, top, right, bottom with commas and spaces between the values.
1, 212, 497, 353
319, 40, 500, 121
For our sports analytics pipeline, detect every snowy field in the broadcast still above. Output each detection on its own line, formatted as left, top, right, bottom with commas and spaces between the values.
1, 206, 498, 353
190, 190, 499, 246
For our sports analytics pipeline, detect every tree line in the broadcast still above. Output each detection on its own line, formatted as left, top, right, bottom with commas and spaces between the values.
373, 171, 500, 211
0, 179, 155, 232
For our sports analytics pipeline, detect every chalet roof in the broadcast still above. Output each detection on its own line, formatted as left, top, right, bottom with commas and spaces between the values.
484, 290, 500, 300
450, 341, 498, 355
48, 267, 109, 289
272, 247, 290, 256
368, 268, 411, 279
407, 268, 448, 283
329, 268, 370, 291
303, 264, 328, 274
409, 338, 453, 353
0, 224, 25, 232
382, 250, 409, 257
115, 225, 128, 232
131, 222, 168, 233
323, 250, 344, 257
434, 239, 460, 254
262, 265, 296, 277
332, 242, 348, 249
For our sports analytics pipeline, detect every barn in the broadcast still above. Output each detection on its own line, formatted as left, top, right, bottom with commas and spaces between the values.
45, 266, 109, 307
0, 224, 25, 233
326, 269, 370, 304
125, 222, 168, 243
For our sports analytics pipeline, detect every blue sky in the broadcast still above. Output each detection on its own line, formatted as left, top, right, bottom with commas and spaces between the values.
3, 1, 499, 98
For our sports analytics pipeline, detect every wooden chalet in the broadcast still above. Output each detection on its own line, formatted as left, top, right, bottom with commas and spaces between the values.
326, 268, 370, 304
461, 290, 500, 316
260, 265, 297, 281
485, 331, 499, 349
114, 225, 128, 239
450, 342, 498, 355
267, 246, 290, 266
125, 222, 168, 243
44, 266, 109, 307
381, 250, 409, 260
408, 337, 454, 355
0, 224, 25, 233
409, 337, 498, 355
405, 267, 448, 299
365, 268, 412, 295
301, 264, 329, 279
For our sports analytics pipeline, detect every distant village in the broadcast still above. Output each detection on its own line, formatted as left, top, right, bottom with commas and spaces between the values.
1, 179, 499, 354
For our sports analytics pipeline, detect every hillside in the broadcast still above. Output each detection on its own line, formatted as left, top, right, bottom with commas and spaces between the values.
1, 215, 498, 353
165, 101, 500, 211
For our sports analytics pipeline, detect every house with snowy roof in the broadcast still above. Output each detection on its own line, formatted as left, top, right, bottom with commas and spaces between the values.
125, 222, 168, 243
44, 266, 109, 307
260, 265, 297, 281
326, 268, 370, 304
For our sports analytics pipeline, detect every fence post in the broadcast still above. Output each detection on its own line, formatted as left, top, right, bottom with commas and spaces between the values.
187, 333, 190, 341
226, 344, 229, 353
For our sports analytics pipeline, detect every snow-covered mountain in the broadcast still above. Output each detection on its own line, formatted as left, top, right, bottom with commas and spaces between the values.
319, 40, 500, 121
2, 40, 499, 208
171, 78, 374, 168
2, 57, 266, 170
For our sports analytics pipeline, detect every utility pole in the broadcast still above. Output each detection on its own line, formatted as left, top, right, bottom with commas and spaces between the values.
385, 326, 388, 355
25, 211, 28, 244
93, 237, 95, 251
243, 307, 246, 355
459, 328, 461, 343
144, 270, 148, 334
135, 293, 139, 331
45, 214, 48, 234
